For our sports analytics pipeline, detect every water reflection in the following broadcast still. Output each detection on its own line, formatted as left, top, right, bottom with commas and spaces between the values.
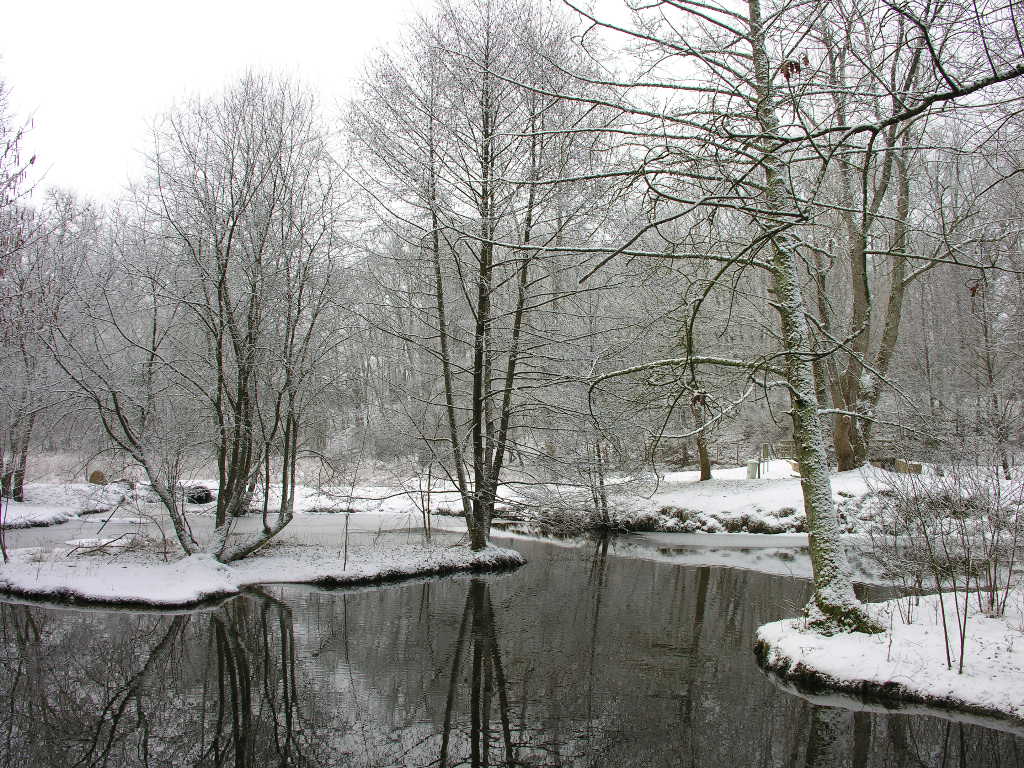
205, 590, 307, 766
0, 537, 1021, 767
0, 591, 335, 767
439, 580, 513, 767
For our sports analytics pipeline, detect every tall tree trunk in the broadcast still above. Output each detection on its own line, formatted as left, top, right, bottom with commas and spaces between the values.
690, 396, 712, 481
748, 0, 880, 633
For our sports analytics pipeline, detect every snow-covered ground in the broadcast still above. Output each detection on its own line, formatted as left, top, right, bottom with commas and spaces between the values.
0, 475, 525, 607
246, 459, 879, 535
1, 483, 128, 528
0, 520, 523, 607
510, 460, 887, 535
756, 590, 1024, 726
1, 460, 889, 539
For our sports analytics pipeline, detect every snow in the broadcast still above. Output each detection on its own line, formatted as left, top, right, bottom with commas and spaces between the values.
1, 482, 128, 529
1, 463, 889, 541
661, 459, 800, 484
756, 589, 1024, 725
1, 503, 75, 528
0, 551, 239, 606
650, 461, 875, 526
0, 459, 901, 554
0, 529, 525, 607
513, 461, 887, 535
228, 540, 524, 589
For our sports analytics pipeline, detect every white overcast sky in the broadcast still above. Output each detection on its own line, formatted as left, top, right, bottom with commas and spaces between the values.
0, 0, 425, 202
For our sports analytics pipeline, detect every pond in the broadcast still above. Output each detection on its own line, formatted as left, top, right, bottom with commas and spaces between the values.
1, 534, 1021, 767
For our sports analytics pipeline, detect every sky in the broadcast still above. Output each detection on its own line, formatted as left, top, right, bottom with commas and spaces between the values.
0, 0, 425, 202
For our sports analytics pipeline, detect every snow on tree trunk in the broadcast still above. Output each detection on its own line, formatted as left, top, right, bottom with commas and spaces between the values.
749, 0, 881, 634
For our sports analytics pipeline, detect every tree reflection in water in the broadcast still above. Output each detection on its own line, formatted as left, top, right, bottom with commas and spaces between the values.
204, 590, 306, 766
0, 590, 335, 768
439, 579, 513, 768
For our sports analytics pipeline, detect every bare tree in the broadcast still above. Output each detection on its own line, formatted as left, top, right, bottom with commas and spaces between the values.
554, 0, 1024, 631
349, 0, 617, 549
0, 193, 91, 501
0, 79, 42, 505
56, 74, 347, 562
0, 79, 34, 266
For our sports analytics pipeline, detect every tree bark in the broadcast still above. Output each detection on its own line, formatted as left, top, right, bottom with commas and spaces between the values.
748, 0, 880, 633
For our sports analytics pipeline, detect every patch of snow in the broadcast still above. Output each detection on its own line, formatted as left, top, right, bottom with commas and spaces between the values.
0, 551, 238, 606
2, 482, 128, 529
756, 589, 1024, 725
19, 482, 127, 512
229, 541, 525, 589
662, 459, 799, 483
1, 503, 75, 529
0, 540, 525, 607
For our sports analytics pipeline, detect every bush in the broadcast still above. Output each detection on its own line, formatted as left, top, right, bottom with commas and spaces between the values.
866, 457, 1024, 673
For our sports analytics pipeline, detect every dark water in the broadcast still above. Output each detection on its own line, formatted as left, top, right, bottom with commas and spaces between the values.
1, 535, 1022, 767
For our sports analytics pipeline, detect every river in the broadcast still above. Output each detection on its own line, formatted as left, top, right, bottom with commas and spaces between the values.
0, 534, 1020, 766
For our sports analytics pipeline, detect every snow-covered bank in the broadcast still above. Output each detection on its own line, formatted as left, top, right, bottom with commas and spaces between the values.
0, 460, 893, 548
521, 461, 885, 535
646, 462, 877, 533
755, 590, 1024, 725
2, 460, 886, 538
243, 459, 881, 536
0, 541, 525, 607
1, 483, 128, 528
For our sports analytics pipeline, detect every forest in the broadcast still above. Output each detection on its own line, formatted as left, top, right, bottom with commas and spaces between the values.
2, 0, 1024, 639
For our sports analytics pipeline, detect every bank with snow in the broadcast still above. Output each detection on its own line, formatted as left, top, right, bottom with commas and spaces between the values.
519, 461, 886, 535
1, 483, 128, 528
755, 590, 1024, 726
0, 541, 525, 608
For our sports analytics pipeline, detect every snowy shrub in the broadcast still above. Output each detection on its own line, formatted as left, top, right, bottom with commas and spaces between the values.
533, 505, 592, 535
657, 505, 692, 522
743, 514, 780, 535
721, 514, 745, 533
866, 458, 1024, 673
606, 509, 665, 532
700, 515, 725, 533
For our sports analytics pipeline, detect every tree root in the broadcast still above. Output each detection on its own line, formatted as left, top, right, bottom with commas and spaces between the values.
805, 594, 885, 635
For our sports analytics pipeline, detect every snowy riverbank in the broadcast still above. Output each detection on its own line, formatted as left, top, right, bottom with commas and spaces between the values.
755, 590, 1024, 725
511, 461, 889, 535
3, 460, 886, 536
1, 483, 128, 528
2, 460, 897, 548
0, 534, 525, 608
